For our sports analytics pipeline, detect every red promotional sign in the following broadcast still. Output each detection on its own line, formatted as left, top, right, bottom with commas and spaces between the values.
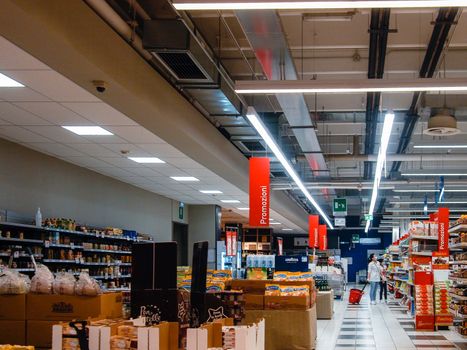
308, 215, 319, 248
437, 207, 449, 257
318, 225, 327, 250
277, 237, 283, 256
249, 157, 270, 227
226, 231, 238, 256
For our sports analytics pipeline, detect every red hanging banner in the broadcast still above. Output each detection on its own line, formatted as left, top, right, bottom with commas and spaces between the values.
249, 157, 270, 227
277, 237, 283, 256
318, 225, 327, 250
308, 215, 319, 248
437, 207, 449, 257
226, 230, 237, 257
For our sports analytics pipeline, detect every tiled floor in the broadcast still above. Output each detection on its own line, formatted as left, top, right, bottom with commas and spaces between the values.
316, 288, 467, 350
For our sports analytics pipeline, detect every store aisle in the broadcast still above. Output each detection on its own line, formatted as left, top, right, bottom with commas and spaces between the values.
316, 289, 467, 350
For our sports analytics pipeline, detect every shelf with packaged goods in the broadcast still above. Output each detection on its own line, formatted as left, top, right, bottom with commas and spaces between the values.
449, 293, 467, 301
106, 287, 130, 292
410, 235, 439, 241
81, 262, 131, 266
450, 242, 467, 250
0, 237, 43, 244
0, 221, 151, 243
0, 252, 42, 258
411, 251, 434, 256
449, 276, 467, 284
450, 261, 467, 265
12, 268, 35, 272
449, 224, 467, 234
42, 259, 79, 264
82, 248, 131, 254
449, 309, 467, 319
91, 274, 131, 280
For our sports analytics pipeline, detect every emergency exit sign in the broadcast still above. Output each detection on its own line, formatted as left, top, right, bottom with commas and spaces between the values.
333, 198, 347, 216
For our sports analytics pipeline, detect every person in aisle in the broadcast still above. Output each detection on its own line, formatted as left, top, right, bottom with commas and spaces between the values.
367, 253, 381, 305
378, 258, 388, 303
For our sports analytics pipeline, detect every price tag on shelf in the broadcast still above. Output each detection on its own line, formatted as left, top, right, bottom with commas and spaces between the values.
44, 240, 50, 248
13, 251, 19, 258
70, 242, 74, 248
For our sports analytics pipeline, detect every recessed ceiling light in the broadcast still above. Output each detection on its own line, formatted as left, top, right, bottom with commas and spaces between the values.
62, 126, 113, 136
128, 157, 165, 164
237, 207, 249, 211
270, 222, 282, 225
200, 190, 223, 194
414, 144, 467, 149
171, 176, 200, 182
0, 72, 24, 87
220, 199, 241, 203
282, 228, 293, 231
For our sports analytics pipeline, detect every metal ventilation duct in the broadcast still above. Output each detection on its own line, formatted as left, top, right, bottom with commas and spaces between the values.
235, 11, 329, 178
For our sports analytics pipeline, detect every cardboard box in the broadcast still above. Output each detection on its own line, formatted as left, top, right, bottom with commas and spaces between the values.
0, 320, 25, 345
244, 294, 264, 310
264, 295, 310, 310
27, 320, 58, 348
244, 304, 317, 350
316, 291, 334, 319
26, 292, 123, 320
0, 294, 26, 320
231, 279, 315, 295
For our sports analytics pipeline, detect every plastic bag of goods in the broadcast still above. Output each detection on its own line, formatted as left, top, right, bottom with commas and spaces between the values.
53, 272, 76, 295
30, 264, 54, 294
75, 272, 101, 296
0, 268, 30, 294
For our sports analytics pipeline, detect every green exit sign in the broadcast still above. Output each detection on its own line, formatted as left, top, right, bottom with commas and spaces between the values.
333, 198, 347, 216
364, 214, 373, 221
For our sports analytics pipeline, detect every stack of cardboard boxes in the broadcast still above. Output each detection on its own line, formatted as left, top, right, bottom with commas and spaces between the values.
0, 293, 122, 347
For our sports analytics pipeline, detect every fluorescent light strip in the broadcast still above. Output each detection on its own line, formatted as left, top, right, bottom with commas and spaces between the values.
387, 208, 466, 213
401, 172, 466, 176
414, 144, 467, 149
220, 199, 241, 203
200, 190, 223, 194
0, 72, 24, 87
235, 78, 467, 94
246, 107, 333, 229
173, 0, 467, 10
62, 126, 113, 136
365, 112, 395, 233
270, 222, 282, 225
171, 176, 199, 182
237, 207, 249, 211
282, 228, 293, 231
390, 201, 467, 205
128, 157, 165, 164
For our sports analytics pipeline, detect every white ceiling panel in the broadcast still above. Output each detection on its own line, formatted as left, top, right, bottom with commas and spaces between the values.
28, 143, 86, 157
0, 126, 50, 143
136, 143, 186, 157
99, 143, 143, 154
14, 102, 90, 125
0, 118, 10, 125
164, 157, 204, 169
0, 102, 50, 125
82, 134, 130, 144
123, 167, 163, 177
151, 166, 191, 177
0, 87, 50, 102
62, 102, 138, 126
185, 168, 220, 177
143, 176, 176, 185
69, 143, 119, 158
106, 126, 166, 144
94, 167, 136, 179
4, 70, 99, 102
96, 156, 149, 168
0, 37, 49, 70
61, 156, 114, 168
23, 125, 90, 144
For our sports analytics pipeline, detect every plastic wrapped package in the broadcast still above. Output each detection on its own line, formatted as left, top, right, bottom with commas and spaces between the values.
30, 264, 54, 294
0, 268, 30, 294
75, 272, 101, 296
53, 272, 76, 295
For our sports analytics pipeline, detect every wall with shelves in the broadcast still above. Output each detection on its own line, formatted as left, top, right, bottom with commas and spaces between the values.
0, 138, 183, 240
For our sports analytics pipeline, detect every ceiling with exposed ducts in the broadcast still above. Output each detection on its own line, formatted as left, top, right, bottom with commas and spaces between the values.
1, 0, 467, 233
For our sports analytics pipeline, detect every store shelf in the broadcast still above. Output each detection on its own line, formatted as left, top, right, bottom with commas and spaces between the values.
390, 260, 403, 263
0, 237, 43, 244
411, 251, 433, 256
449, 224, 467, 234
91, 274, 131, 280
47, 243, 84, 250
81, 261, 131, 266
450, 261, 467, 265
0, 221, 150, 243
449, 293, 467, 301
12, 268, 35, 272
449, 276, 467, 284
82, 248, 131, 254
42, 259, 79, 264
106, 287, 130, 292
450, 243, 467, 250
449, 309, 467, 319
410, 235, 439, 241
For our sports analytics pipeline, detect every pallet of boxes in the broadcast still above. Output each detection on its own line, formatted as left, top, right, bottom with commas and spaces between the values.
232, 271, 317, 350
0, 265, 122, 348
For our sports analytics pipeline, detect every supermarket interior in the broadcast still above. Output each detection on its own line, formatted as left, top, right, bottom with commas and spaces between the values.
1, 1, 467, 349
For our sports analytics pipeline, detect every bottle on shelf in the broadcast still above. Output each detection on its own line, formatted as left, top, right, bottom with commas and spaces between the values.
35, 207, 42, 227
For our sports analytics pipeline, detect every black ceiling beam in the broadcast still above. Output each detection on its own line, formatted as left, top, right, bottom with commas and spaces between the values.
363, 9, 391, 180
390, 8, 459, 175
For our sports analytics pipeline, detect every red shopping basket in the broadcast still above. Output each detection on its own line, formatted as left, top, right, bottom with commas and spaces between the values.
349, 283, 367, 304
